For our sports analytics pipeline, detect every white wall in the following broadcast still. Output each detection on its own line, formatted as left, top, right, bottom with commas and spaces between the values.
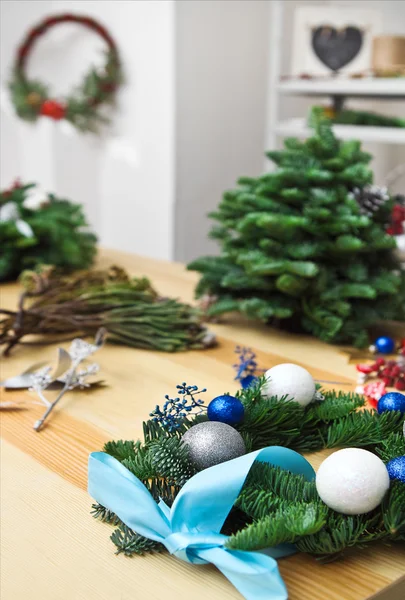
174, 0, 270, 262
0, 0, 176, 260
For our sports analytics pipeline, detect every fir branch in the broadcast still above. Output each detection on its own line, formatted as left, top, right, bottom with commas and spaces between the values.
309, 391, 365, 421
226, 502, 327, 551
103, 439, 136, 462
296, 514, 377, 558
381, 481, 405, 540
376, 432, 405, 463
326, 411, 404, 448
121, 441, 157, 481
238, 463, 319, 519
110, 523, 163, 556
91, 503, 121, 526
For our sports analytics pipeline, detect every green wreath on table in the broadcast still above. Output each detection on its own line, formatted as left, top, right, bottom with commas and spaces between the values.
9, 13, 122, 133
90, 357, 405, 564
0, 181, 97, 281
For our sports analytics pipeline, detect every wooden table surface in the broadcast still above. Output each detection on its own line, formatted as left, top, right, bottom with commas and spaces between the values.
1, 248, 404, 600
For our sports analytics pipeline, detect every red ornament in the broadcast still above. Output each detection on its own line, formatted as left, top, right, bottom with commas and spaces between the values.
40, 99, 66, 120
395, 378, 405, 391
356, 364, 375, 374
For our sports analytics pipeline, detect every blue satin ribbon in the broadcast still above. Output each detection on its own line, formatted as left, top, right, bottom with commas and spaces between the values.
88, 446, 315, 600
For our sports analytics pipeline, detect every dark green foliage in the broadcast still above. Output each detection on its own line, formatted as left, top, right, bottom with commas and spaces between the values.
110, 523, 163, 556
0, 183, 97, 281
376, 432, 405, 463
91, 503, 121, 525
325, 107, 405, 128
188, 108, 405, 346
234, 377, 371, 453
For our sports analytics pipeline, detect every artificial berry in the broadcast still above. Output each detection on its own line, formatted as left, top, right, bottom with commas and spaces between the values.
391, 365, 401, 378
356, 364, 374, 374
40, 99, 66, 120
395, 379, 405, 391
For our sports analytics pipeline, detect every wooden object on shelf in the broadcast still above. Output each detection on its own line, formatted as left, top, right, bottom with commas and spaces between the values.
1, 248, 405, 600
372, 36, 405, 76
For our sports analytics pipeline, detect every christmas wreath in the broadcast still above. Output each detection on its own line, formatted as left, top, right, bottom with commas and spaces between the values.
9, 13, 122, 133
0, 181, 97, 282
89, 356, 405, 600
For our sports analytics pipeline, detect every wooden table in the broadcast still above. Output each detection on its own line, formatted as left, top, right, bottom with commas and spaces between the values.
1, 249, 404, 600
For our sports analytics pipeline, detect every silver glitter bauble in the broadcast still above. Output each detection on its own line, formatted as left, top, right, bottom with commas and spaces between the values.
182, 421, 246, 470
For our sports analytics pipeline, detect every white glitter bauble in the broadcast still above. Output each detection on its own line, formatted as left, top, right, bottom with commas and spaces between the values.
182, 421, 246, 470
262, 363, 315, 406
316, 448, 390, 515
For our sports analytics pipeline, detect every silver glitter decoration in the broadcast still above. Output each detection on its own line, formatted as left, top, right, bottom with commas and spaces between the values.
182, 421, 246, 470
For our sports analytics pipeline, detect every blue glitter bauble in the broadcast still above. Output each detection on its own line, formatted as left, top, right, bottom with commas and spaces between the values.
240, 375, 258, 389
386, 456, 405, 483
207, 394, 245, 425
377, 392, 405, 414
374, 336, 395, 354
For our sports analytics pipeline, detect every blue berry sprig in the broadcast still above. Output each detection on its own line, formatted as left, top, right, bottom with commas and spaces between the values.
233, 346, 264, 388
150, 383, 207, 432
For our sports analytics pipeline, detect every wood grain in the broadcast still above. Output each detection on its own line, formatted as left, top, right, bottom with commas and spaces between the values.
1, 248, 405, 600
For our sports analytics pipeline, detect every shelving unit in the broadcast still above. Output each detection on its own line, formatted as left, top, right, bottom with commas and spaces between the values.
267, 1, 405, 150
278, 77, 405, 99
275, 118, 405, 145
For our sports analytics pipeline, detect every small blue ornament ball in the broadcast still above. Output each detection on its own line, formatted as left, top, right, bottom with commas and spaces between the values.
386, 456, 405, 484
240, 374, 258, 389
207, 394, 245, 425
374, 336, 395, 354
377, 392, 405, 415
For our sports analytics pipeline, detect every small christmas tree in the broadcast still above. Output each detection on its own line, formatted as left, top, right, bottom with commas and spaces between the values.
188, 108, 405, 347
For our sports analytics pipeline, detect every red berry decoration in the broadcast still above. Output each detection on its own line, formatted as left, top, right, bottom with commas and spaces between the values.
40, 100, 66, 120
9, 14, 122, 133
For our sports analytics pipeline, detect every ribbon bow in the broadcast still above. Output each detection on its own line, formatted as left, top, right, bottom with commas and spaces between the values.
88, 446, 315, 600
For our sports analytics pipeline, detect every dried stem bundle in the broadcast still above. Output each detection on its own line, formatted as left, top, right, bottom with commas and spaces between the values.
0, 266, 216, 355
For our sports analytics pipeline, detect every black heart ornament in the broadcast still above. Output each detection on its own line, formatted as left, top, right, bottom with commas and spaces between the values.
312, 26, 363, 72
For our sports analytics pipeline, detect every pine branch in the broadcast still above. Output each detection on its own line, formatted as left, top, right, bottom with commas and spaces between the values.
104, 439, 136, 462
238, 463, 319, 519
326, 411, 404, 448
91, 503, 121, 525
376, 432, 405, 463
309, 391, 365, 421
110, 523, 163, 556
226, 502, 327, 551
296, 514, 378, 558
381, 481, 405, 540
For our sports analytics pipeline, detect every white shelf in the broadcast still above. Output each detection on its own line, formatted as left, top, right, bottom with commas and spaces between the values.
278, 78, 405, 99
274, 118, 405, 145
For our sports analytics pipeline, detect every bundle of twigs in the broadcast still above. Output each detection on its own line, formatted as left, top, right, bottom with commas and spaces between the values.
0, 266, 216, 355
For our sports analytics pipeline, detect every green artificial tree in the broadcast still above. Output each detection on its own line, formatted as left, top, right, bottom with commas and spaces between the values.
0, 182, 97, 281
188, 108, 405, 347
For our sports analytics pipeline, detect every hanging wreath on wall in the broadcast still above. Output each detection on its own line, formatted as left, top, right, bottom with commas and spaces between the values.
9, 13, 123, 133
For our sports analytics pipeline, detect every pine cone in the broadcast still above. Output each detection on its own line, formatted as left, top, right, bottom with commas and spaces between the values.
351, 185, 390, 217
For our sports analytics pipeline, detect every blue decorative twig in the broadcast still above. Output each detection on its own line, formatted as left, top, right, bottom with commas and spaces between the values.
233, 346, 264, 389
150, 383, 207, 432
